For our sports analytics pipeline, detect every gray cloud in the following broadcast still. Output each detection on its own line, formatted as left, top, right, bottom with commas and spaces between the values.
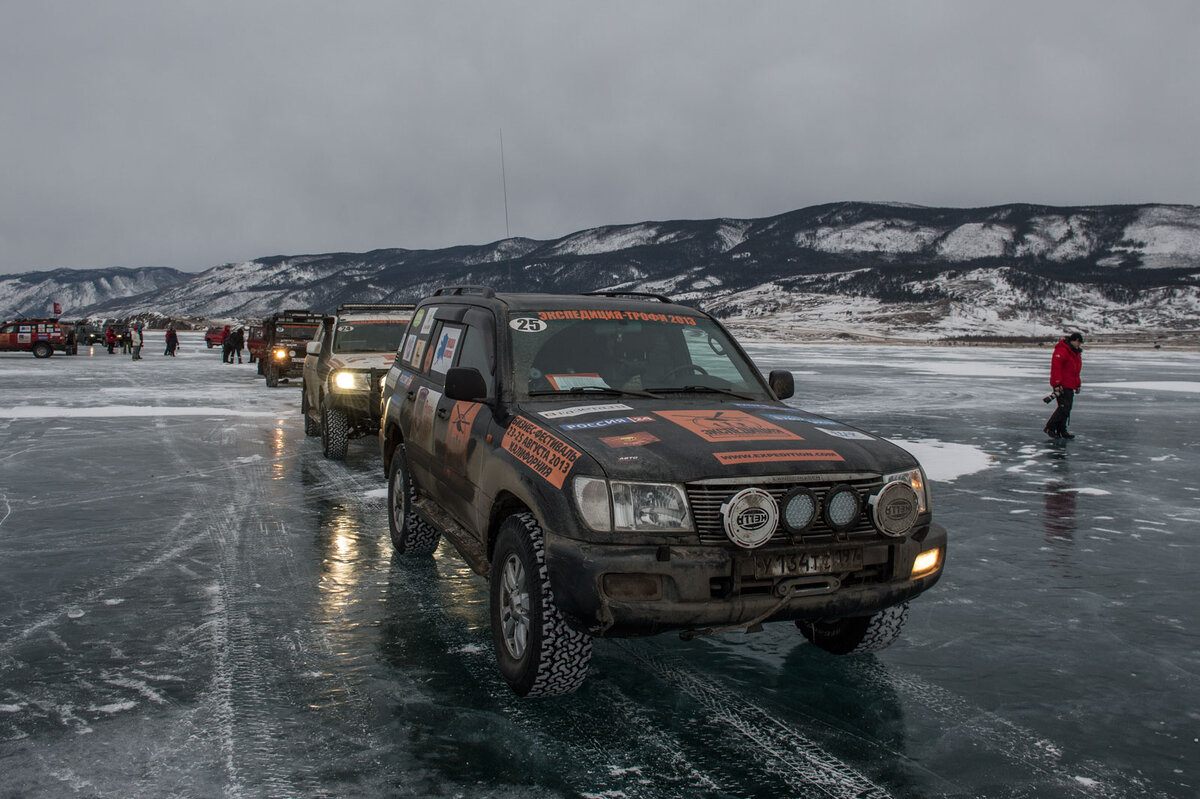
2, 0, 1197, 274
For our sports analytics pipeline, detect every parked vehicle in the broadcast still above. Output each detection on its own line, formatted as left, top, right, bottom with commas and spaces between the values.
205, 327, 227, 348
246, 325, 265, 363
259, 310, 323, 387
302, 304, 415, 459
0, 317, 77, 357
378, 288, 948, 696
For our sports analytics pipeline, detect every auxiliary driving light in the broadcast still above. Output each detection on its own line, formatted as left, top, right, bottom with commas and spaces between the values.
780, 487, 818, 533
869, 480, 921, 537
823, 484, 861, 531
911, 547, 941, 578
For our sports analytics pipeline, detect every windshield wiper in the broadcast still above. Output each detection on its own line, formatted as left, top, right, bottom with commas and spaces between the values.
528, 386, 657, 398
644, 385, 758, 401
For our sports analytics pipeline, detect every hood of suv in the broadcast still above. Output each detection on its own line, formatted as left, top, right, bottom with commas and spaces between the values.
329, 352, 396, 371
518, 397, 919, 484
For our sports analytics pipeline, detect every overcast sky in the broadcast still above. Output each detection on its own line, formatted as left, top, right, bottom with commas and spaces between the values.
2, 1, 1197, 275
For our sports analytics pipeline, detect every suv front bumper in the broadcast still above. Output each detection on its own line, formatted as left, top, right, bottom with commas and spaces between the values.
547, 522, 947, 636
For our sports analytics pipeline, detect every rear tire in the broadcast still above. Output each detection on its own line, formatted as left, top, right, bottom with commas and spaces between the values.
796, 603, 909, 655
490, 512, 592, 697
32, 342, 53, 359
302, 392, 320, 437
387, 447, 441, 555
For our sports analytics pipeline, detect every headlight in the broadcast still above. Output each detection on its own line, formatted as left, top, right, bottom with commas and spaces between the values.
883, 467, 929, 514
333, 370, 369, 391
572, 477, 692, 533
272, 348, 289, 360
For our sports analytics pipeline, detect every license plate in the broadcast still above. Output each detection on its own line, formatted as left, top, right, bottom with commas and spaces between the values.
754, 549, 863, 579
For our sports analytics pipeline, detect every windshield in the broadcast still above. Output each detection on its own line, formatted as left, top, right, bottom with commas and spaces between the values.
332, 320, 410, 353
508, 310, 770, 400
275, 324, 318, 340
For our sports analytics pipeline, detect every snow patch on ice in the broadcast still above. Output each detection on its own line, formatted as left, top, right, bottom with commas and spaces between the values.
363, 488, 388, 499
0, 405, 279, 419
103, 598, 124, 606
235, 455, 264, 463
1063, 488, 1112, 496
89, 701, 137, 714
0, 703, 23, 712
887, 439, 995, 482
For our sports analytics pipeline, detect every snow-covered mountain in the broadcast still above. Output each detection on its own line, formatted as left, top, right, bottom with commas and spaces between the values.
0, 267, 188, 321
5, 203, 1199, 340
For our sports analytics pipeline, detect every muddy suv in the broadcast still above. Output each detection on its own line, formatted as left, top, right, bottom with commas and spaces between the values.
302, 303, 414, 459
0, 318, 77, 357
379, 288, 947, 697
259, 310, 323, 387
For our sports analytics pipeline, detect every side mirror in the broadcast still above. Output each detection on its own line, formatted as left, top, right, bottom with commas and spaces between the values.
768, 369, 794, 400
305, 341, 320, 357
444, 367, 488, 402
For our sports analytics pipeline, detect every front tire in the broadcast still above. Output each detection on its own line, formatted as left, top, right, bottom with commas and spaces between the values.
797, 603, 909, 655
490, 512, 592, 697
321, 402, 349, 460
387, 447, 441, 555
32, 342, 53, 359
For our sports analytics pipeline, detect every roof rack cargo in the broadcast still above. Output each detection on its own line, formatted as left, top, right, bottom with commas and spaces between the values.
335, 303, 416, 314
433, 286, 496, 299
581, 291, 673, 303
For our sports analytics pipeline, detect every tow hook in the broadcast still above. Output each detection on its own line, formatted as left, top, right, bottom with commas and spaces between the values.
774, 576, 840, 598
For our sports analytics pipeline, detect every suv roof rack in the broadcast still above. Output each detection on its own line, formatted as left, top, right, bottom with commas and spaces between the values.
581, 291, 673, 303
335, 303, 416, 314
433, 286, 496, 299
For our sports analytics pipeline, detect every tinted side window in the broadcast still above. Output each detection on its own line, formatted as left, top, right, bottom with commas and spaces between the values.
456, 325, 495, 397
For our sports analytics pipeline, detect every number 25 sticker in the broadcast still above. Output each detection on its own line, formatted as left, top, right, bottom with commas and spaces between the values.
509, 318, 547, 333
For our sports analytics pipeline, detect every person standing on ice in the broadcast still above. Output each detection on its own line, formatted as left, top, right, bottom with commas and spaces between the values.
105, 326, 117, 354
130, 324, 144, 360
1044, 332, 1083, 439
165, 327, 179, 356
229, 327, 245, 363
221, 324, 233, 362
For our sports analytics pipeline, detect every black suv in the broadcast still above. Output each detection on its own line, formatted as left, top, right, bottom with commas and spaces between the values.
302, 303, 414, 459
258, 309, 323, 387
379, 288, 947, 697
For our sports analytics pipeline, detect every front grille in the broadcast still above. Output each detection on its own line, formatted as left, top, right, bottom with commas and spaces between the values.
686, 475, 883, 547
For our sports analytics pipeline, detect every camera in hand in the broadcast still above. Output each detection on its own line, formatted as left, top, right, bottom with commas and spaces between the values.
1043, 387, 1061, 403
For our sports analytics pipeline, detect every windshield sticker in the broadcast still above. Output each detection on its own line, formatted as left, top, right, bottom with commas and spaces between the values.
431, 326, 462, 374
601, 431, 660, 449
401, 333, 416, 363
560, 415, 655, 431
398, 370, 416, 390
537, 403, 633, 419
547, 373, 608, 391
655, 410, 803, 443
713, 449, 845, 466
420, 307, 437, 335
818, 428, 874, 440
510, 317, 548, 333
445, 401, 483, 460
411, 307, 426, 330
535, 310, 698, 325
502, 416, 582, 489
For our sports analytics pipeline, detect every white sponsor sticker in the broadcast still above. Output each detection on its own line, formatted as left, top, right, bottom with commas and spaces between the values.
510, 317, 547, 333
819, 428, 874, 440
537, 403, 633, 419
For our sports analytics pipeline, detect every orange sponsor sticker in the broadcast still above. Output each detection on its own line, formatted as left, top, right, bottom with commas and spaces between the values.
655, 410, 802, 443
600, 431, 660, 448
713, 449, 845, 466
501, 416, 582, 488
446, 401, 483, 460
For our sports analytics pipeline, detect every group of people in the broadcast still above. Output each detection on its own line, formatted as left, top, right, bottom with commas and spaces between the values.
221, 325, 246, 363
100, 325, 179, 359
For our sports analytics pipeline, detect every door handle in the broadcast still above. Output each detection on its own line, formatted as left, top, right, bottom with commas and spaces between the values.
436, 407, 449, 419
406, 390, 415, 400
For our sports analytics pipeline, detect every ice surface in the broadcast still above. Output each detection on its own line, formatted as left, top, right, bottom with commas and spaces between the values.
1, 336, 1196, 798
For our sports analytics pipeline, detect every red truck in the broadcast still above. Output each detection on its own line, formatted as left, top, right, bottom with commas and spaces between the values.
205, 326, 229, 348
0, 318, 78, 358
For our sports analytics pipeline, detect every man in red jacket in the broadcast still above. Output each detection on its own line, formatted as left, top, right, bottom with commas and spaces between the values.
1044, 332, 1083, 439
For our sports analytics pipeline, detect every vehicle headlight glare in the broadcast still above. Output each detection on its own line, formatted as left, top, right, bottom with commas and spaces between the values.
273, 348, 289, 360
333, 370, 367, 391
911, 547, 941, 578
883, 468, 929, 514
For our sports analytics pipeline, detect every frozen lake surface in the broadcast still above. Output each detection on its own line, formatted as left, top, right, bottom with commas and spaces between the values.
1, 334, 1196, 798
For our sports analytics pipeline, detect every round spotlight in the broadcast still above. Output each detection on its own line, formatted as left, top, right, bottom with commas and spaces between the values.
780, 487, 818, 533
869, 481, 921, 537
720, 488, 778, 549
824, 484, 861, 531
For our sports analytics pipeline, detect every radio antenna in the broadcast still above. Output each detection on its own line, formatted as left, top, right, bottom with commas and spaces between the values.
500, 128, 511, 240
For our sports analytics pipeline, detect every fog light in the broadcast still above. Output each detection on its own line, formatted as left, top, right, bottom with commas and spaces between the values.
273, 348, 288, 360
911, 547, 941, 578
601, 573, 662, 601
